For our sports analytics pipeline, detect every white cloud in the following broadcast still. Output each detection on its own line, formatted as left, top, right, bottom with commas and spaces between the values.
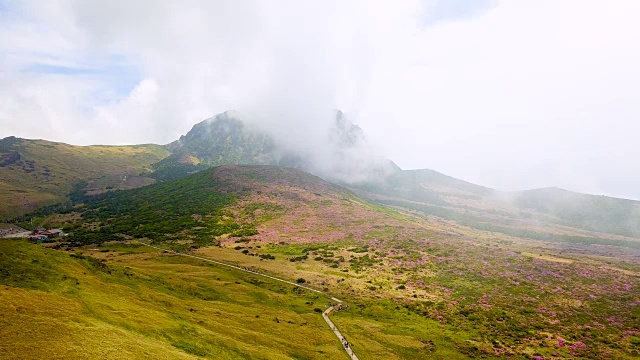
361, 0, 640, 198
1, 0, 640, 199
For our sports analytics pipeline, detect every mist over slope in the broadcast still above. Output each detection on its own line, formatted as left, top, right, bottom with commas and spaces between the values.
349, 169, 640, 243
152, 110, 399, 183
509, 187, 640, 237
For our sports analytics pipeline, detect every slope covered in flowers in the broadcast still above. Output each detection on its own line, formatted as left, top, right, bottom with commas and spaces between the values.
27, 165, 640, 358
204, 166, 640, 358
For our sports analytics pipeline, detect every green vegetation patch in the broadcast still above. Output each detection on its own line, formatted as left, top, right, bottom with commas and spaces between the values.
57, 168, 260, 246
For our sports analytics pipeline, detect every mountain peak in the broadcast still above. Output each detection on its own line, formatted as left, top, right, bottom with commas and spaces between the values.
203, 110, 242, 124
187, 112, 244, 141
153, 112, 278, 180
155, 110, 399, 183
331, 110, 366, 148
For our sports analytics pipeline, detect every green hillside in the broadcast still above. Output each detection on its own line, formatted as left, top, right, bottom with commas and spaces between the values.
7, 164, 640, 359
49, 165, 352, 247
59, 165, 269, 246
0, 136, 170, 219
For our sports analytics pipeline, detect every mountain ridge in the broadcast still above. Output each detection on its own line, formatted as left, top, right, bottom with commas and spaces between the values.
2, 110, 640, 240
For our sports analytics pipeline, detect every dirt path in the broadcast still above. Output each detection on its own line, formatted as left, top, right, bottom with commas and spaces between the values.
136, 241, 359, 360
323, 306, 359, 360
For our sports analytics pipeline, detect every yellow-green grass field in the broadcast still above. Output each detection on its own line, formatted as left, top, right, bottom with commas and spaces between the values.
0, 237, 476, 359
0, 239, 348, 359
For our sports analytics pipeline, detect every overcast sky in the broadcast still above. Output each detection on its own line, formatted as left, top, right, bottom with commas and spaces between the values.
1, 0, 640, 199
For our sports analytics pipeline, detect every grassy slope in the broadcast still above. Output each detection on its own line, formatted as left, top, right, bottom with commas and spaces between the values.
18, 165, 475, 358
26, 164, 640, 359
0, 137, 170, 219
0, 239, 348, 359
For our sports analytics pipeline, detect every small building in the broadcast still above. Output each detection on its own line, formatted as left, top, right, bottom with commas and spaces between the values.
32, 227, 46, 235
44, 229, 63, 237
